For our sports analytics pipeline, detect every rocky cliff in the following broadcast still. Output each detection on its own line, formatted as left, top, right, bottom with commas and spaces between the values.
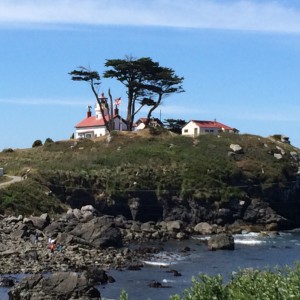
1, 131, 300, 231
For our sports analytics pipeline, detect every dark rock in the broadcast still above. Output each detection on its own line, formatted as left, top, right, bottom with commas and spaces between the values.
0, 276, 16, 287
207, 233, 235, 251
85, 267, 112, 285
166, 269, 182, 276
148, 280, 171, 288
25, 214, 50, 230
107, 275, 116, 283
69, 217, 123, 248
126, 264, 142, 271
8, 272, 101, 300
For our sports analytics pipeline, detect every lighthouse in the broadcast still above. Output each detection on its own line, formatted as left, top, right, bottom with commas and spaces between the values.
95, 92, 109, 119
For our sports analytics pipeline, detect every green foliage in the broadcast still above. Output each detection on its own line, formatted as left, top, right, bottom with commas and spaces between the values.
2, 148, 14, 153
169, 263, 300, 300
164, 119, 187, 134
32, 139, 43, 148
44, 138, 54, 146
0, 179, 65, 216
119, 290, 128, 300
104, 56, 184, 130
69, 68, 100, 82
0, 132, 299, 216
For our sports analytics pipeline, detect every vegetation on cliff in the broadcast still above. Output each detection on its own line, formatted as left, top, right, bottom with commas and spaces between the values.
0, 130, 299, 221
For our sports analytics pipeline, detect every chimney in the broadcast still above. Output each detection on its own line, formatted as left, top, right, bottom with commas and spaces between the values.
114, 107, 119, 115
87, 106, 92, 118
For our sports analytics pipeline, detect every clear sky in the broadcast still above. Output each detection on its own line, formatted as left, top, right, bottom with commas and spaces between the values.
1, 0, 300, 150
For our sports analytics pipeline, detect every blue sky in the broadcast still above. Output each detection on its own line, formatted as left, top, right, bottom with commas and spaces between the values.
1, 0, 300, 150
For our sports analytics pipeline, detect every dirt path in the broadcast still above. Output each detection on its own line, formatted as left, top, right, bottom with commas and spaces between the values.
0, 175, 22, 189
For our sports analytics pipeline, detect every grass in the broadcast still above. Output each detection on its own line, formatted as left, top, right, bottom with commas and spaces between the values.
0, 130, 299, 216
0, 175, 12, 184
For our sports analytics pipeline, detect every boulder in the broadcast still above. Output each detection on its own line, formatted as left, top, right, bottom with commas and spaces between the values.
229, 144, 244, 154
84, 267, 113, 285
274, 153, 282, 160
290, 151, 299, 161
69, 217, 123, 248
11, 224, 35, 240
25, 216, 50, 230
81, 205, 97, 214
194, 222, 214, 235
8, 272, 101, 300
166, 220, 183, 232
207, 233, 234, 251
0, 276, 16, 287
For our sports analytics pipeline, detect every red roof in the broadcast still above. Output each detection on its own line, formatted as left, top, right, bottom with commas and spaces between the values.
191, 120, 233, 130
76, 116, 120, 128
75, 116, 105, 128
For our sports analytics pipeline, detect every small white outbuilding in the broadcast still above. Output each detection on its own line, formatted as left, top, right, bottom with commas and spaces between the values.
182, 120, 238, 137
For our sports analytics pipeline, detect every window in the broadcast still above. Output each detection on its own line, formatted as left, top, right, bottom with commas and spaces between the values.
184, 129, 188, 133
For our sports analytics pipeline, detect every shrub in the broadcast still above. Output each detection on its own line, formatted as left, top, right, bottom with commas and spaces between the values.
32, 140, 43, 148
44, 138, 54, 145
169, 264, 300, 300
2, 148, 14, 153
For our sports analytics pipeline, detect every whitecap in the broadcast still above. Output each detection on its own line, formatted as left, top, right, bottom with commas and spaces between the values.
142, 261, 173, 267
234, 239, 265, 245
192, 235, 211, 241
234, 232, 260, 238
162, 278, 176, 283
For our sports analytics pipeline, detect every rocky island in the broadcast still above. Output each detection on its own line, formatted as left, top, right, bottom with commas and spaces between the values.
1, 129, 300, 298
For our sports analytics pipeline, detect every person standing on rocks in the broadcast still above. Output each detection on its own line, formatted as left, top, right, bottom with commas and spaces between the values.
49, 242, 54, 254
58, 243, 63, 253
35, 233, 39, 244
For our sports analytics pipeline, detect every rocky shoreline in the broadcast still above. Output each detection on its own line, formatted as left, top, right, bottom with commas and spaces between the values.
0, 205, 279, 275
0, 204, 282, 299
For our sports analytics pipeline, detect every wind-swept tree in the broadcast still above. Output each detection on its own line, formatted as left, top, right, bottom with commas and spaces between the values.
143, 66, 184, 126
164, 119, 186, 134
104, 56, 184, 131
69, 67, 113, 132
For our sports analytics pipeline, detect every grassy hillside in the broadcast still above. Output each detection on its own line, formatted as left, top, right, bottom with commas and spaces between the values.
0, 129, 299, 216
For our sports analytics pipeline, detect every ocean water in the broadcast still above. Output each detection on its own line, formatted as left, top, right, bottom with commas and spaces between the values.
2, 230, 300, 300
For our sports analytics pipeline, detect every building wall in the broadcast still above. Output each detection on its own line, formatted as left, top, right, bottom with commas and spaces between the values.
75, 127, 107, 139
75, 118, 127, 139
113, 118, 127, 131
182, 122, 199, 137
182, 121, 220, 137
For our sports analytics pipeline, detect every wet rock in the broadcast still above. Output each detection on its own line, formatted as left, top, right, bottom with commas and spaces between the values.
0, 276, 16, 287
148, 280, 171, 288
166, 269, 182, 276
84, 267, 113, 285
207, 233, 234, 251
126, 264, 142, 271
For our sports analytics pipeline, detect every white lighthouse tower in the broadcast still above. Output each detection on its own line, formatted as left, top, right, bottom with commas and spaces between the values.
95, 92, 109, 119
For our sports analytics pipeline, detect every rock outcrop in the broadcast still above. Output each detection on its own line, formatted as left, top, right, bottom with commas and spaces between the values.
207, 233, 235, 251
8, 272, 101, 300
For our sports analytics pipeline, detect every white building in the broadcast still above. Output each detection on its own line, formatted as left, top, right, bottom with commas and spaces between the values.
75, 93, 127, 139
182, 120, 238, 137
